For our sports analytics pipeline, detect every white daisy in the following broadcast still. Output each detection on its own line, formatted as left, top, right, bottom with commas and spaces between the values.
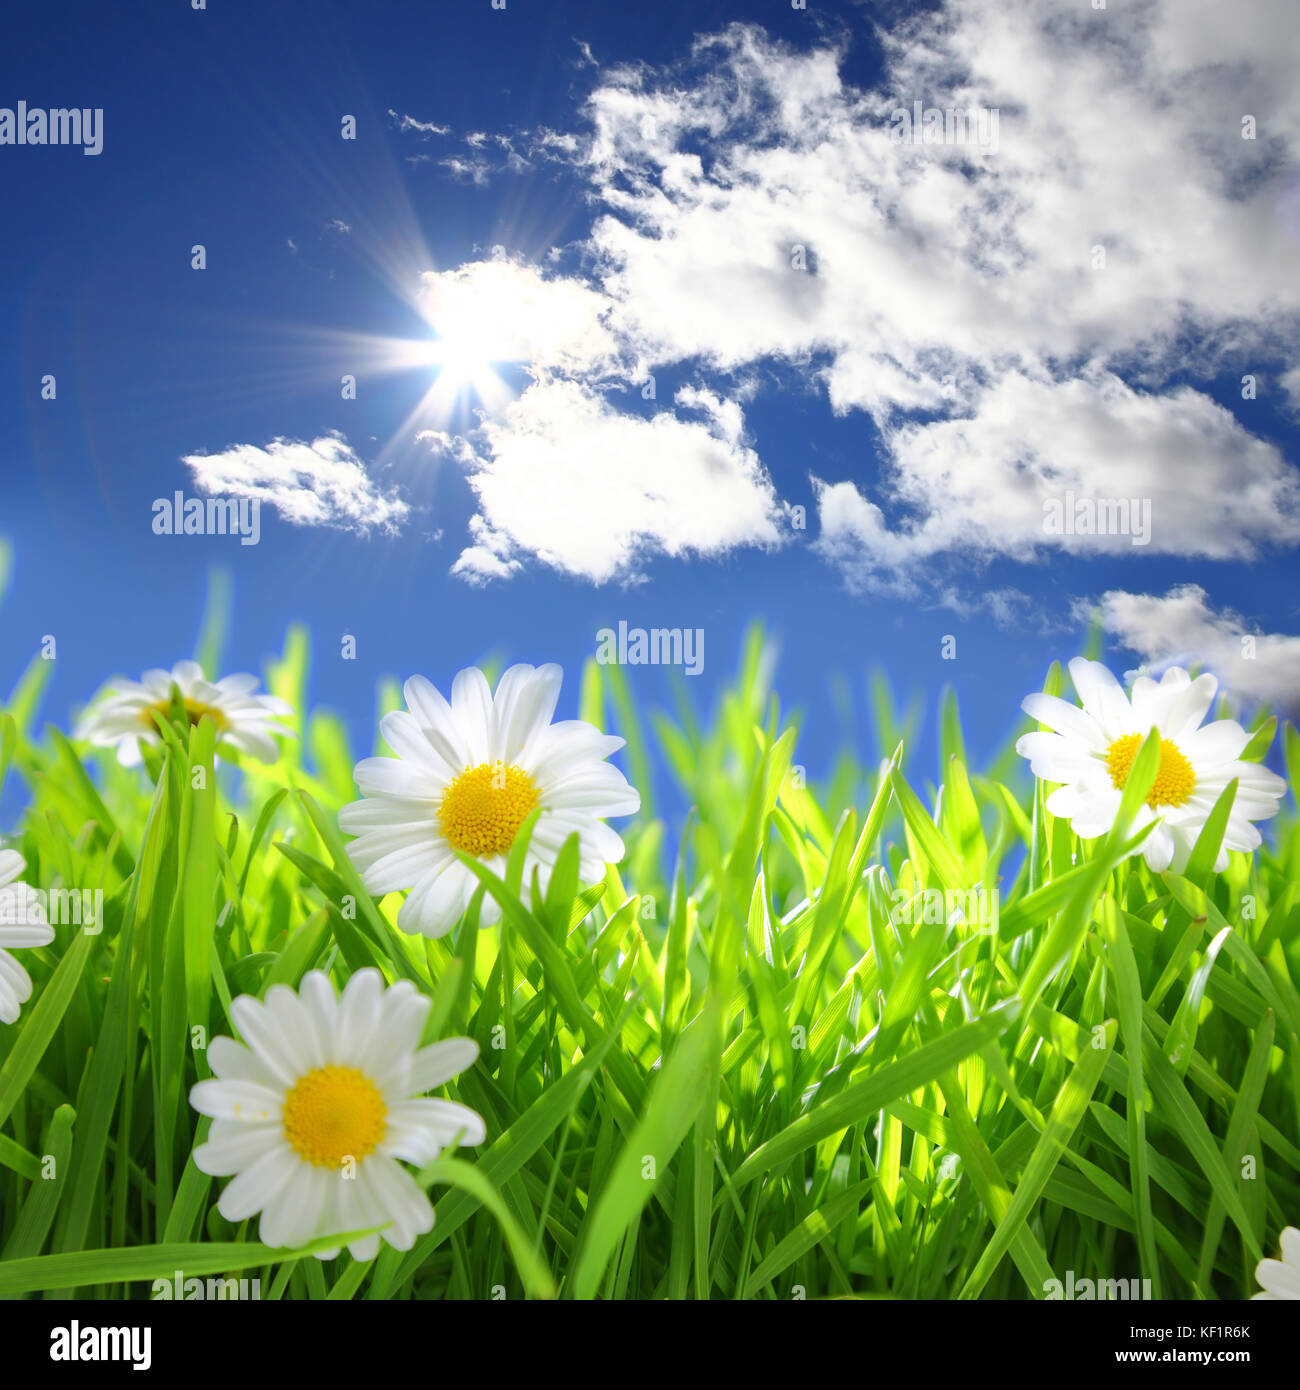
1016, 659, 1287, 873
189, 968, 485, 1261
0, 850, 54, 1025
75, 659, 293, 766
339, 663, 640, 938
1253, 1226, 1300, 1300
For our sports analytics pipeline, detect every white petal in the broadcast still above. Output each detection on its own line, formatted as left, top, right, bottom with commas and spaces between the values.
259, 1164, 331, 1249
1140, 825, 1176, 872
172, 660, 205, 687
367, 988, 431, 1089
336, 968, 385, 1063
397, 865, 476, 938
362, 1156, 434, 1250
420, 1098, 487, 1146
1066, 658, 1132, 732
1022, 692, 1106, 749
215, 673, 260, 696
207, 1035, 280, 1087
379, 710, 454, 776
1016, 738, 1093, 790
189, 1077, 283, 1124
1183, 719, 1250, 765
0, 950, 33, 1018
0, 851, 25, 888
1160, 672, 1218, 740
216, 1147, 299, 1223
349, 836, 451, 896
230, 995, 309, 1088
351, 753, 443, 800
298, 970, 341, 1044
0, 918, 55, 949
339, 797, 438, 833
223, 727, 281, 764
263, 984, 329, 1074
492, 663, 563, 763
524, 722, 625, 782
450, 667, 494, 764
193, 1123, 283, 1176
408, 1036, 480, 1092
1279, 1227, 1300, 1265
1255, 1256, 1300, 1299
402, 675, 474, 775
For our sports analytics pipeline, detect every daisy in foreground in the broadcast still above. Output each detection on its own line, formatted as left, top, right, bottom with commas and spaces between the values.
75, 659, 292, 766
0, 850, 54, 1025
1253, 1226, 1300, 1299
1016, 659, 1287, 873
340, 663, 640, 938
189, 968, 484, 1260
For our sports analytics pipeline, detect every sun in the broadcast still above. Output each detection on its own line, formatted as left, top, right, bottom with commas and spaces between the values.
371, 314, 515, 435
425, 322, 511, 408
287, 256, 533, 456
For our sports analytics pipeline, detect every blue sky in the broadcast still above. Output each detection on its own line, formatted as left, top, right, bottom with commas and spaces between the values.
3, 0, 1298, 824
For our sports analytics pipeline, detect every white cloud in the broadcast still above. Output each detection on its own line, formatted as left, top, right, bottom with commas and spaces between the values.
451, 516, 523, 585
439, 156, 493, 186
812, 372, 1300, 588
1282, 365, 1300, 414
391, 109, 576, 182
415, 252, 619, 375
182, 434, 409, 535
812, 475, 918, 592
1086, 583, 1300, 710
577, 12, 1300, 383
383, 3, 1300, 591
437, 379, 787, 584
536, 7, 1300, 589
388, 110, 450, 138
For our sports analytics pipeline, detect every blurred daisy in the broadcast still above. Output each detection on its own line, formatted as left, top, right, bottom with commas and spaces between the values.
0, 850, 54, 1025
189, 968, 484, 1261
1016, 659, 1286, 873
339, 663, 639, 938
1253, 1226, 1300, 1300
76, 659, 292, 766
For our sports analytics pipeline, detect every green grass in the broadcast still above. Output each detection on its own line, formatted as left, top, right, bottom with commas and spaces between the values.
1, 589, 1298, 1300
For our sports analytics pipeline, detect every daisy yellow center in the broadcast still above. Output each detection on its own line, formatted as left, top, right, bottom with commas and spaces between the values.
282, 1066, 387, 1168
142, 697, 229, 732
437, 761, 541, 857
1105, 732, 1196, 809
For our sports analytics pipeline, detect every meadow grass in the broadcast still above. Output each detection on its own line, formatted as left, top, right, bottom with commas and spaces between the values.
0, 583, 1297, 1301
